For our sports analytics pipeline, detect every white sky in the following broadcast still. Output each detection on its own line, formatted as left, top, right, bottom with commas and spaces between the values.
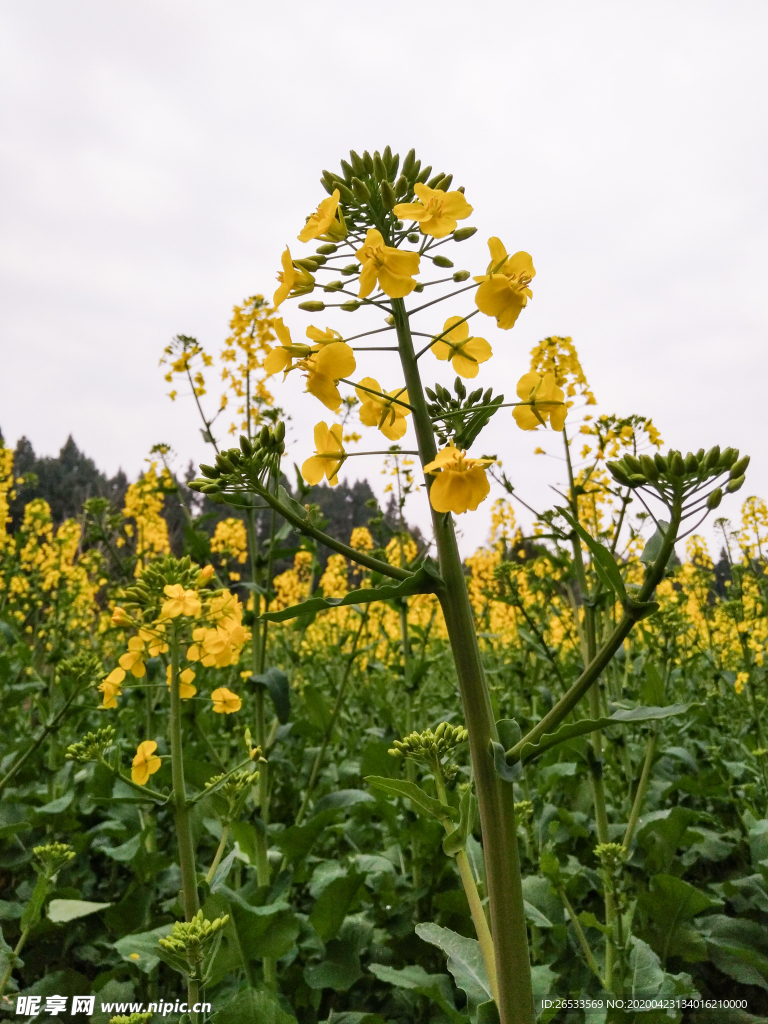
1, 1, 766, 556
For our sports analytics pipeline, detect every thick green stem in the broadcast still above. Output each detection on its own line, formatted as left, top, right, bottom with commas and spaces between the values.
205, 826, 230, 885
623, 725, 657, 848
393, 298, 532, 1024
401, 601, 421, 890
558, 886, 604, 987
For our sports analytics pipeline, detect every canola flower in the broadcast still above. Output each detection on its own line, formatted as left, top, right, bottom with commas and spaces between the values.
264, 318, 311, 378
300, 342, 356, 412
166, 665, 197, 699
431, 317, 492, 379
355, 378, 411, 441
423, 444, 495, 515
161, 585, 202, 620
302, 422, 347, 486
474, 238, 535, 329
131, 741, 162, 786
393, 183, 473, 238
513, 371, 567, 431
355, 229, 420, 299
273, 247, 314, 307
298, 189, 346, 243
211, 687, 242, 714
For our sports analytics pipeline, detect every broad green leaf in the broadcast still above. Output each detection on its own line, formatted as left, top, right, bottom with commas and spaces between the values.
368, 963, 465, 1024
558, 507, 628, 601
518, 704, 693, 765
304, 915, 371, 992
629, 936, 665, 997
215, 986, 298, 1024
312, 788, 376, 815
365, 776, 458, 823
48, 899, 112, 923
699, 915, 768, 991
640, 520, 680, 570
35, 791, 75, 815
262, 562, 443, 622
309, 871, 363, 942
114, 924, 173, 974
252, 667, 291, 723
100, 833, 142, 863
20, 874, 49, 931
415, 922, 492, 1013
443, 785, 475, 856
491, 719, 523, 782
643, 662, 665, 705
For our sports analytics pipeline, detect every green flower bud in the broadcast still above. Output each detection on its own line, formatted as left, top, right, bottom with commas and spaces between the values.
623, 454, 643, 475
394, 174, 408, 197
341, 264, 359, 275
703, 445, 721, 470
453, 226, 477, 241
670, 451, 686, 477
654, 452, 669, 473
324, 281, 343, 292
352, 177, 371, 203
402, 148, 417, 178
684, 452, 699, 473
426, 172, 444, 188
383, 145, 398, 178
298, 301, 326, 312
320, 173, 337, 196
407, 232, 420, 243
718, 447, 737, 468
200, 482, 220, 494
453, 270, 470, 281
294, 258, 318, 271
432, 255, 454, 269
434, 173, 453, 191
638, 455, 658, 480
727, 475, 745, 493
275, 421, 286, 442
200, 464, 219, 478
239, 436, 252, 457
628, 473, 647, 486
730, 455, 750, 478
349, 150, 366, 176
380, 179, 396, 211
415, 164, 432, 184
216, 454, 235, 472
707, 487, 723, 510
695, 448, 706, 461
336, 182, 355, 205
316, 243, 337, 255
372, 152, 387, 181
414, 282, 425, 292
340, 300, 361, 311
188, 479, 205, 491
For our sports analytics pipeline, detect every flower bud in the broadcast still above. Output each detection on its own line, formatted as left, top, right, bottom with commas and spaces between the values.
311, 254, 327, 266
239, 436, 252, 457
349, 150, 366, 176
453, 226, 477, 241
415, 164, 432, 184
340, 300, 361, 311
426, 172, 444, 188
707, 487, 723, 510
624, 454, 643, 475
216, 454, 235, 472
317, 243, 337, 255
294, 258, 318, 271
453, 270, 470, 282
654, 453, 668, 473
341, 264, 359, 275
628, 473, 647, 486
200, 464, 220, 479
703, 445, 721, 470
606, 462, 632, 486
336, 182, 355, 205
407, 232, 419, 243
669, 451, 686, 477
727, 475, 745, 493
394, 174, 408, 197
298, 301, 326, 312
402, 148, 417, 178
373, 152, 387, 181
718, 447, 737, 468
352, 177, 371, 203
275, 421, 286, 442
434, 174, 453, 191
200, 482, 221, 493
730, 455, 750, 478
380, 179, 396, 211
684, 452, 699, 473
414, 283, 425, 292
320, 173, 337, 196
259, 426, 270, 447
695, 448, 706, 461
324, 281, 343, 292
639, 455, 658, 480
433, 255, 454, 268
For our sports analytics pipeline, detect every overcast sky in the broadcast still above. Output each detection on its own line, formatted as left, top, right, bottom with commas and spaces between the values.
1, 1, 766, 555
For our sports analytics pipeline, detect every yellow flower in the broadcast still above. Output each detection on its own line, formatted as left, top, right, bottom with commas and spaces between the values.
198, 564, 215, 582
355, 229, 420, 299
111, 606, 131, 627
423, 443, 494, 515
264, 318, 312, 377
138, 625, 168, 657
474, 238, 535, 330
166, 665, 197, 699
131, 740, 162, 786
393, 183, 473, 239
298, 190, 346, 243
735, 672, 749, 695
306, 325, 343, 345
161, 584, 202, 619
430, 317, 492, 378
99, 667, 124, 708
355, 378, 411, 441
273, 247, 314, 307
301, 342, 356, 412
513, 372, 567, 431
211, 687, 242, 714
118, 636, 147, 679
302, 422, 346, 486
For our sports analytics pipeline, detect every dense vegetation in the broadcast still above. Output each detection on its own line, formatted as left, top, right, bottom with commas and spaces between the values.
1, 148, 766, 1024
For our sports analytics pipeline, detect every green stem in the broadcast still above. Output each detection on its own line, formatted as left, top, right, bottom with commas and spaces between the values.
557, 886, 604, 987
169, 629, 199, 929
0, 926, 31, 999
0, 683, 84, 795
623, 725, 657, 848
401, 601, 421, 891
393, 297, 532, 1024
205, 826, 230, 885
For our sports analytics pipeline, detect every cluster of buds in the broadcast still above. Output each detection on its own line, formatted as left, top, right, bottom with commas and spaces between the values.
188, 425, 286, 499
204, 767, 259, 823
426, 377, 504, 449
594, 842, 628, 872
59, 651, 102, 686
514, 799, 534, 826
607, 446, 749, 511
109, 1015, 152, 1024
33, 843, 75, 878
65, 726, 116, 764
389, 723, 468, 780
158, 910, 229, 976
118, 555, 214, 618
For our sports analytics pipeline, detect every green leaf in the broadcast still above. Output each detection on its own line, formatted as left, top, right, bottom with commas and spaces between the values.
415, 922, 492, 1014
252, 667, 291, 723
312, 788, 376, 815
368, 963, 465, 1024
275, 809, 338, 864
262, 562, 443, 622
304, 915, 371, 992
443, 785, 475, 857
0, 821, 31, 839
47, 899, 112, 923
365, 776, 458, 823
640, 520, 680, 570
214, 986, 298, 1024
20, 874, 49, 931
475, 1001, 499, 1024
643, 662, 665, 705
310, 871, 363, 942
699, 914, 768, 991
558, 507, 628, 601
518, 704, 693, 765
629, 936, 665, 997
491, 719, 523, 782
218, 886, 300, 960
101, 833, 142, 863
35, 791, 75, 815
114, 924, 173, 974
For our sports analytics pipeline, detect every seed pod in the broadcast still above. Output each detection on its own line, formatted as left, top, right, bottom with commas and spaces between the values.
453, 226, 477, 241
340, 300, 361, 312
200, 464, 219, 479
433, 255, 454, 268
415, 164, 432, 184
298, 301, 325, 312
426, 172, 444, 189
340, 159, 354, 181
402, 148, 417, 178
684, 452, 699, 473
639, 455, 658, 480
706, 487, 723, 510
727, 475, 745, 493
349, 150, 366, 176
654, 452, 668, 473
275, 421, 285, 442
730, 455, 750, 478
718, 447, 737, 468
407, 232, 420, 243
380, 179, 396, 211
670, 451, 686, 477
351, 177, 371, 203
317, 243, 337, 255
434, 174, 453, 191
624, 454, 643, 475
607, 461, 632, 487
